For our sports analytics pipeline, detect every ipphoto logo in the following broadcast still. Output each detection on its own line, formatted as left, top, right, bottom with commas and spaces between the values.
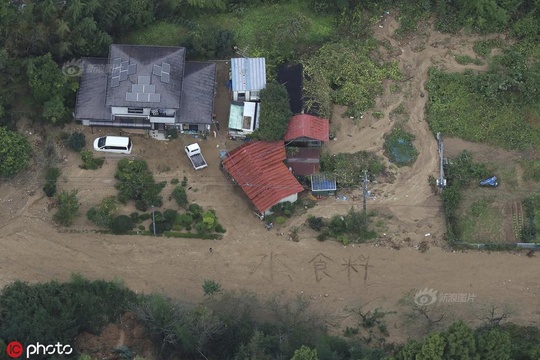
6, 341, 73, 358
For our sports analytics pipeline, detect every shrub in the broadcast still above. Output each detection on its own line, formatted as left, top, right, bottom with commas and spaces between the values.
138, 225, 145, 230
181, 176, 188, 187
172, 185, 188, 208
163, 209, 178, 222
202, 210, 217, 231
45, 167, 61, 181
115, 159, 163, 209
170, 178, 179, 185
68, 132, 86, 152
87, 196, 118, 228
130, 212, 140, 223
111, 215, 134, 234
43, 181, 57, 197
317, 233, 327, 241
275, 216, 286, 225
139, 213, 151, 221
202, 279, 222, 296
178, 213, 193, 227
189, 203, 203, 215
80, 150, 104, 170
53, 191, 79, 227
0, 127, 31, 177
215, 223, 226, 233
153, 211, 163, 222
307, 216, 325, 231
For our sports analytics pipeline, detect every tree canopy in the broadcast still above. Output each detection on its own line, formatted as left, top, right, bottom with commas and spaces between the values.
0, 126, 31, 177
252, 81, 292, 141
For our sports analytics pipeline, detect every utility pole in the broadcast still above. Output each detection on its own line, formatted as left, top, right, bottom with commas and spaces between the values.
152, 205, 156, 236
362, 170, 369, 212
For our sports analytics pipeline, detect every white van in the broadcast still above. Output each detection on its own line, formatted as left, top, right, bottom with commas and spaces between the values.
93, 136, 133, 154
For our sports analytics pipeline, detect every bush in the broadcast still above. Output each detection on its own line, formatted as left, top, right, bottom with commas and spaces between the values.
139, 213, 151, 221
163, 209, 178, 222
189, 203, 203, 215
0, 275, 138, 345
172, 185, 188, 208
130, 212, 140, 223
115, 159, 163, 209
53, 191, 79, 227
171, 178, 179, 185
153, 211, 163, 222
45, 167, 61, 181
0, 127, 31, 177
111, 215, 134, 234
202, 279, 222, 296
87, 196, 118, 228
275, 216, 286, 225
43, 181, 57, 197
138, 225, 145, 230
307, 216, 325, 231
178, 213, 193, 227
68, 132, 86, 152
317, 233, 327, 241
80, 150, 104, 170
215, 223, 226, 233
181, 176, 188, 187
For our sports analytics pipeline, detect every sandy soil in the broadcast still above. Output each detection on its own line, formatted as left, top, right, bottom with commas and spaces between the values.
1, 17, 539, 350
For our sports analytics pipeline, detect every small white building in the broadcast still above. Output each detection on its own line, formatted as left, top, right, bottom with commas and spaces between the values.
228, 101, 260, 139
230, 57, 267, 102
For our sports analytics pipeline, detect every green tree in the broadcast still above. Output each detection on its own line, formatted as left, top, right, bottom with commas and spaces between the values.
0, 127, 31, 177
291, 345, 319, 360
115, 159, 163, 211
54, 190, 79, 226
443, 321, 476, 359
111, 215, 134, 234
253, 82, 292, 141
27, 53, 67, 104
476, 328, 511, 360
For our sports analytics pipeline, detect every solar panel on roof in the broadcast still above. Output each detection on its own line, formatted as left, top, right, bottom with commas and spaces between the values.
119, 71, 128, 81
138, 76, 151, 85
153, 64, 161, 76
161, 72, 170, 83
148, 93, 161, 102
112, 58, 121, 68
126, 92, 138, 102
132, 84, 144, 93
128, 63, 136, 75
111, 77, 120, 87
162, 62, 171, 73
137, 93, 150, 102
144, 85, 156, 93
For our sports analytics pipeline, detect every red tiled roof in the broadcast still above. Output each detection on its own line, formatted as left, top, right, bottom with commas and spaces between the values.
222, 141, 304, 213
286, 148, 321, 176
284, 114, 330, 142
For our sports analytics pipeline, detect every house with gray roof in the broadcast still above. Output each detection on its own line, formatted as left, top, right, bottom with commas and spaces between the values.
75, 44, 216, 134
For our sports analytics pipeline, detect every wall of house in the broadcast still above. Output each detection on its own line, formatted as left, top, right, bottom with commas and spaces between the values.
263, 193, 299, 216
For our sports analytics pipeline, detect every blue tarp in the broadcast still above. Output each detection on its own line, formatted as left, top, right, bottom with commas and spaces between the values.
480, 176, 498, 187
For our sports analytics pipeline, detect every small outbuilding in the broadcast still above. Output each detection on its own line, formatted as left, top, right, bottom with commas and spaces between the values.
286, 148, 321, 176
311, 173, 337, 196
230, 57, 267, 102
284, 114, 330, 147
228, 101, 260, 139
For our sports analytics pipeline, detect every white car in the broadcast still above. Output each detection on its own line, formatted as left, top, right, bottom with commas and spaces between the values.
93, 136, 133, 154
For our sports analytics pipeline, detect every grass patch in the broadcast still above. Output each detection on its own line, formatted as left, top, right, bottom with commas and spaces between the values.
458, 196, 504, 243
320, 151, 386, 188
454, 54, 483, 66
122, 21, 190, 46
520, 159, 540, 181
383, 127, 418, 167
473, 39, 505, 58
426, 67, 540, 150
395, 0, 432, 37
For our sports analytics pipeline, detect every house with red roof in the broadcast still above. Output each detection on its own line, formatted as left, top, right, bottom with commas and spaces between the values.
221, 141, 304, 216
284, 114, 330, 148
283, 114, 330, 176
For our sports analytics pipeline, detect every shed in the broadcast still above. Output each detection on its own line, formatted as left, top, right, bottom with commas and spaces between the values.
286, 148, 321, 176
228, 101, 260, 139
230, 58, 267, 101
284, 114, 330, 147
311, 173, 337, 196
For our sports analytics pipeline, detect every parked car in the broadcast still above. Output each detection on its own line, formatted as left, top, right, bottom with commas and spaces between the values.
93, 136, 133, 154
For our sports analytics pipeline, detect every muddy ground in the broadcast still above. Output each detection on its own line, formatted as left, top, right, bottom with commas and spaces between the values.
1, 15, 539, 354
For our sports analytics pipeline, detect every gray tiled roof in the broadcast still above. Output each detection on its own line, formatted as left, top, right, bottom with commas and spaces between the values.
105, 44, 185, 109
75, 58, 111, 121
177, 62, 216, 125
